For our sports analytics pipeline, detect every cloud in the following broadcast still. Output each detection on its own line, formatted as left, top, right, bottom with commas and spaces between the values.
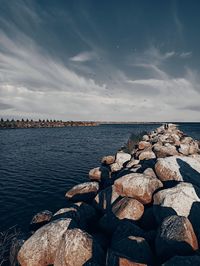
179, 51, 192, 58
70, 51, 97, 62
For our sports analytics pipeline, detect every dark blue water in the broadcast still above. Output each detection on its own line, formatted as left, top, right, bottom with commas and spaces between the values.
0, 123, 200, 231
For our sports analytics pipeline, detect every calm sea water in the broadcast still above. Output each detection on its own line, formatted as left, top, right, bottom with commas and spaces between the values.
0, 123, 200, 231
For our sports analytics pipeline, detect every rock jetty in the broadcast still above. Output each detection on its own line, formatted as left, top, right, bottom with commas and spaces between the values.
0, 119, 98, 129
15, 123, 200, 266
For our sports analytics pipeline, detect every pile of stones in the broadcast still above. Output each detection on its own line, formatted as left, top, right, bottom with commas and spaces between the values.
16, 124, 200, 266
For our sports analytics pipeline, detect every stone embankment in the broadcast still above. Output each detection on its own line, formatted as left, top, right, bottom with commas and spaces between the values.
15, 124, 200, 265
0, 119, 98, 129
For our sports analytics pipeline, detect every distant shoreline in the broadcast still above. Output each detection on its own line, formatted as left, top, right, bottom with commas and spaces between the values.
0, 120, 199, 129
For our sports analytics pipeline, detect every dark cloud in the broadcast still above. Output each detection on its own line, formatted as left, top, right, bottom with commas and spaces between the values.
0, 0, 200, 121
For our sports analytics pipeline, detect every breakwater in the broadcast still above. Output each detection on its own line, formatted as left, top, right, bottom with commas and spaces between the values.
10, 124, 200, 265
0, 119, 99, 129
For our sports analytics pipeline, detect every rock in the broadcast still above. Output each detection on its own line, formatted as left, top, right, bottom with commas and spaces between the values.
110, 162, 123, 172
112, 197, 144, 221
162, 255, 200, 266
138, 151, 156, 160
30, 210, 52, 224
181, 136, 193, 144
189, 141, 200, 154
156, 215, 198, 262
101, 155, 115, 165
110, 235, 154, 265
94, 185, 119, 212
119, 258, 147, 266
18, 219, 72, 266
154, 156, 200, 186
89, 166, 110, 181
53, 207, 78, 216
142, 135, 149, 141
143, 168, 157, 178
138, 141, 151, 150
114, 173, 163, 204
153, 143, 178, 158
153, 182, 200, 222
126, 159, 140, 168
54, 228, 105, 266
179, 144, 190, 155
115, 151, 131, 165
65, 182, 99, 202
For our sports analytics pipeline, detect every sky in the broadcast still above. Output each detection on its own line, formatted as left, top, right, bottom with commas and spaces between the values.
0, 0, 200, 122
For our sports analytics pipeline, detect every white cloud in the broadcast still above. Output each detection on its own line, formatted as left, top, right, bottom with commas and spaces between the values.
179, 51, 192, 58
70, 51, 97, 62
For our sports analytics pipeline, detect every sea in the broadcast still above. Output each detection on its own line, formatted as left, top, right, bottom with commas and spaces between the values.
0, 123, 200, 231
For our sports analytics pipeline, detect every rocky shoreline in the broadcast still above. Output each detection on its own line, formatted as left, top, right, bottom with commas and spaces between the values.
11, 124, 200, 265
0, 119, 99, 129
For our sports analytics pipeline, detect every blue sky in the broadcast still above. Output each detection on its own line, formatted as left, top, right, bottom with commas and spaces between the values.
0, 0, 200, 121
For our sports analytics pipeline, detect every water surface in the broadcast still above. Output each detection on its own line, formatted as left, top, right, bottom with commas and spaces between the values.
0, 123, 199, 231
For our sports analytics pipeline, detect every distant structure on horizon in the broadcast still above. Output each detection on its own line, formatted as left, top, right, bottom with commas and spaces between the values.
0, 118, 99, 129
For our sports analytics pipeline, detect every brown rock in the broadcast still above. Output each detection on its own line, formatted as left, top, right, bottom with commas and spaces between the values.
143, 168, 157, 178
54, 228, 104, 266
65, 182, 99, 202
153, 143, 178, 158
156, 215, 198, 261
30, 210, 52, 225
115, 151, 131, 165
112, 197, 144, 221
126, 159, 140, 168
18, 219, 72, 266
154, 156, 200, 183
114, 173, 163, 204
89, 166, 110, 181
138, 151, 156, 160
119, 258, 147, 266
138, 141, 151, 150
101, 155, 115, 165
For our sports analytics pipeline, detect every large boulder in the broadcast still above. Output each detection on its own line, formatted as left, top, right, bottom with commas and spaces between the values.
65, 182, 99, 202
89, 166, 110, 181
54, 228, 105, 266
153, 182, 200, 223
153, 143, 179, 158
112, 197, 144, 221
114, 173, 163, 204
162, 255, 200, 266
155, 156, 200, 187
156, 215, 198, 262
138, 141, 151, 150
94, 185, 119, 212
18, 219, 72, 266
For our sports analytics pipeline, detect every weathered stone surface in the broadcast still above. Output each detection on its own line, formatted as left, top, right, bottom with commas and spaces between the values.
30, 210, 52, 224
116, 151, 131, 165
18, 219, 72, 266
114, 173, 163, 204
179, 144, 190, 155
162, 255, 200, 266
138, 141, 151, 150
110, 162, 123, 172
155, 156, 200, 185
53, 207, 77, 216
94, 185, 119, 212
65, 182, 99, 202
89, 166, 110, 181
143, 168, 157, 178
153, 182, 200, 220
126, 159, 140, 168
156, 215, 198, 262
101, 155, 115, 165
138, 151, 156, 160
181, 136, 193, 144
112, 197, 144, 221
54, 228, 105, 266
153, 143, 178, 158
